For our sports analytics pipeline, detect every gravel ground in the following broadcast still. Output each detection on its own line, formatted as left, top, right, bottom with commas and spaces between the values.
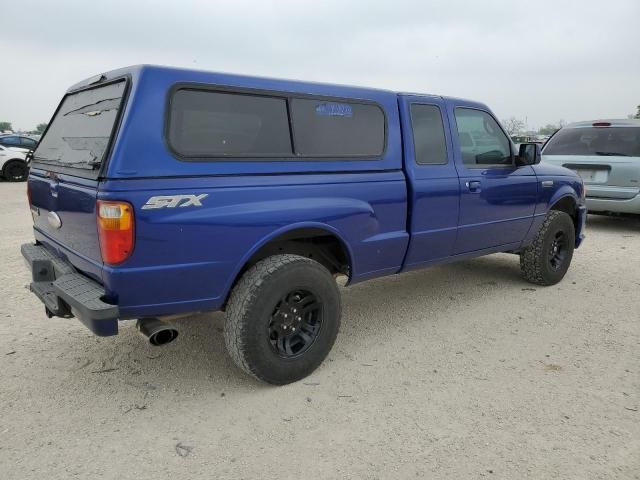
1, 180, 638, 480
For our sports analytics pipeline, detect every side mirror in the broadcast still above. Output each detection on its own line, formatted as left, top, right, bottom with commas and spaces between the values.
517, 143, 541, 166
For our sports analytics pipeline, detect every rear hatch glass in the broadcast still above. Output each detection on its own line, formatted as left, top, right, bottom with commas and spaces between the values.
33, 80, 126, 174
543, 127, 640, 157
543, 126, 640, 191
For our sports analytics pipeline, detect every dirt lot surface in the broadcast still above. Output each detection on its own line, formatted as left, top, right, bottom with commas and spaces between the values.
0, 180, 638, 479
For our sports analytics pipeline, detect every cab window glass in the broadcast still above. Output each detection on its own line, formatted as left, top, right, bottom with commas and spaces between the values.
454, 108, 511, 167
410, 104, 448, 165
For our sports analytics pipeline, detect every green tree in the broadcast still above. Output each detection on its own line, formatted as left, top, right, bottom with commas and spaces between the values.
35, 123, 48, 134
0, 121, 13, 132
635, 105, 640, 119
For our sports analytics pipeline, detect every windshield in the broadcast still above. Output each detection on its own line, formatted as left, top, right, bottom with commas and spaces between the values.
33, 81, 126, 170
543, 126, 640, 157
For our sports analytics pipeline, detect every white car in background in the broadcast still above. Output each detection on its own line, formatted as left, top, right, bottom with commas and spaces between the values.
542, 119, 640, 215
0, 145, 29, 182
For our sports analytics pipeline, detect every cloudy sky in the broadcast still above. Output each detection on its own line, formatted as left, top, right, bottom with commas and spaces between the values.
1, 0, 638, 131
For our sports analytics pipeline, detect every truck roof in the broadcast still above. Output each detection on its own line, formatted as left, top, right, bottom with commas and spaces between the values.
69, 64, 482, 107
69, 64, 397, 97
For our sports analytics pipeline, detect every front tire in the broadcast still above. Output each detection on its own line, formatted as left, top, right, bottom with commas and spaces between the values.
520, 210, 575, 286
224, 254, 341, 385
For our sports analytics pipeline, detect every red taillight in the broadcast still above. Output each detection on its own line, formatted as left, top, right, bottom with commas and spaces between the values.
97, 200, 134, 265
27, 181, 32, 206
592, 122, 611, 127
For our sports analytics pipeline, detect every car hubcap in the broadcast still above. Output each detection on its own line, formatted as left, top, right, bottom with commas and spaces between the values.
548, 231, 567, 270
268, 289, 322, 358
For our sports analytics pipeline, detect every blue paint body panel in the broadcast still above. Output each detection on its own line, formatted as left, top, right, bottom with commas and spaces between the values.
99, 172, 409, 318
399, 95, 461, 270
25, 65, 586, 332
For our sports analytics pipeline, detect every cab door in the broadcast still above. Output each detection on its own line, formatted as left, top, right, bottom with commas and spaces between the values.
399, 95, 460, 270
447, 101, 538, 254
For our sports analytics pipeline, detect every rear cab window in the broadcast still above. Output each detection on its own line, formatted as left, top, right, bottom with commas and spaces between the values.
409, 104, 448, 165
543, 127, 640, 157
166, 87, 386, 160
33, 80, 127, 176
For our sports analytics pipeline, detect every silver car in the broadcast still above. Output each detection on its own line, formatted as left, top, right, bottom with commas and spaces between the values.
542, 119, 640, 215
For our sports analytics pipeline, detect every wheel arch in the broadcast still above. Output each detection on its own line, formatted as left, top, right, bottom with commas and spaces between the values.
549, 193, 579, 227
221, 222, 354, 309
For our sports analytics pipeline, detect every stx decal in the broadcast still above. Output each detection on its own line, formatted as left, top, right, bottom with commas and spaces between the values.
141, 194, 208, 210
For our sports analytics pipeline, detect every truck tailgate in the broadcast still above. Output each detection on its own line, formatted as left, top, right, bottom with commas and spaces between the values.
28, 170, 103, 281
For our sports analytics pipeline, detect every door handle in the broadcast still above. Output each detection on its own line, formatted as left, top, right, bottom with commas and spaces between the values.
466, 180, 481, 193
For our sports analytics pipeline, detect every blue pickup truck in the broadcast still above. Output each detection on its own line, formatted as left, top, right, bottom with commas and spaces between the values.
22, 65, 586, 384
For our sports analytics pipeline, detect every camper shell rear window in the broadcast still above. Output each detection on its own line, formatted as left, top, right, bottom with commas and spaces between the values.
33, 80, 128, 174
166, 86, 386, 160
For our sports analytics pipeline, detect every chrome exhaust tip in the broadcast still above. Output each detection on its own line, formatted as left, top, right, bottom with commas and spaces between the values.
136, 318, 179, 346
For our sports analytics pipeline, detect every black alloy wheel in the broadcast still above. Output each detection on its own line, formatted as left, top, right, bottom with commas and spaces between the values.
268, 289, 323, 358
548, 230, 569, 271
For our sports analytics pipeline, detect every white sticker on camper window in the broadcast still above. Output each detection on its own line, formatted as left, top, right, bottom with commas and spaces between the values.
314, 103, 353, 117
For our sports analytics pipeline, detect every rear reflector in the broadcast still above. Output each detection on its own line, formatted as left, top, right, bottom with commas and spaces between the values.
97, 200, 134, 265
592, 122, 611, 127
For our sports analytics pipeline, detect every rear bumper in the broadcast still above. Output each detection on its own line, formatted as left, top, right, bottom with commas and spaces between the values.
21, 243, 119, 336
586, 194, 640, 215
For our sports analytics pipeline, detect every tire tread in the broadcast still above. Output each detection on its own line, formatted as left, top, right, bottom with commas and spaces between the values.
224, 254, 331, 382
520, 210, 573, 286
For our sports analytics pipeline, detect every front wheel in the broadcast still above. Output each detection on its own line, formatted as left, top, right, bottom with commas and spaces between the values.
224, 254, 341, 385
520, 210, 575, 286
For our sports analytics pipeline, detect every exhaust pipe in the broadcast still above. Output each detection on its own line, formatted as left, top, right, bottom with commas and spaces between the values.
136, 318, 179, 346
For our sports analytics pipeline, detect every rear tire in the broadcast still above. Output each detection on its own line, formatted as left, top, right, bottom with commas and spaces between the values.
3, 160, 28, 182
520, 210, 575, 286
224, 254, 341, 385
